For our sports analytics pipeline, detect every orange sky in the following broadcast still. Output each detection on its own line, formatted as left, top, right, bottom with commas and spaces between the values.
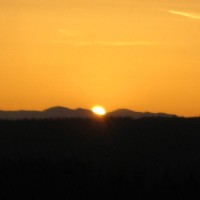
0, 0, 200, 116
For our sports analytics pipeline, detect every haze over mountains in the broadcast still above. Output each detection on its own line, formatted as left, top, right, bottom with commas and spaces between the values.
0, 106, 177, 120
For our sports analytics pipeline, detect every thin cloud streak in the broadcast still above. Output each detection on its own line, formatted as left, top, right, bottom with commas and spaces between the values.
50, 40, 153, 46
59, 29, 79, 36
168, 10, 200, 20
72, 41, 152, 46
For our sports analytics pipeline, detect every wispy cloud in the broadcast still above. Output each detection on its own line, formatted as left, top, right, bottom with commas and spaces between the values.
72, 41, 152, 46
50, 40, 153, 46
59, 29, 79, 36
168, 10, 200, 20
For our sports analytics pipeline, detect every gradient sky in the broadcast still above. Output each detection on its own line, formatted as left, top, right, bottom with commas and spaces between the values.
0, 0, 200, 116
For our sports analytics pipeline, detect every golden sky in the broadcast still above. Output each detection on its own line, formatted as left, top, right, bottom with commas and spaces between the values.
0, 0, 200, 116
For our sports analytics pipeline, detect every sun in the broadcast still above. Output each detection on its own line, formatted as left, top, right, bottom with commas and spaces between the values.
92, 106, 106, 116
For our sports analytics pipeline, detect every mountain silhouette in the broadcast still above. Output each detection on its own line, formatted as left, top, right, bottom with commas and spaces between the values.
107, 109, 177, 118
0, 106, 177, 120
43, 106, 94, 118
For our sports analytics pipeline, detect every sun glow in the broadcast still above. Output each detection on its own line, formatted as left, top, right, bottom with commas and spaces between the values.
92, 106, 106, 116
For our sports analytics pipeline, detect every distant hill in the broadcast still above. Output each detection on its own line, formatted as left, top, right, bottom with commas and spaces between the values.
43, 106, 94, 118
0, 106, 177, 119
107, 109, 177, 118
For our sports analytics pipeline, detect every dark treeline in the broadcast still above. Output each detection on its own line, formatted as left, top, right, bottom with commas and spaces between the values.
0, 117, 200, 198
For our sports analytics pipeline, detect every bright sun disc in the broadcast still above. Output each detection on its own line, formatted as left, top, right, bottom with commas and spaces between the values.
92, 106, 106, 116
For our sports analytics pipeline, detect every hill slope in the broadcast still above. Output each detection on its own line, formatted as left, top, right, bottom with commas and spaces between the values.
0, 106, 177, 119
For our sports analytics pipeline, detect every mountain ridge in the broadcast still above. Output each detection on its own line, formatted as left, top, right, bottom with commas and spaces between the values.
0, 106, 177, 119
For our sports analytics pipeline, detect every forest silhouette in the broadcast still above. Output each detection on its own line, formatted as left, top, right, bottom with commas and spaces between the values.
0, 117, 200, 198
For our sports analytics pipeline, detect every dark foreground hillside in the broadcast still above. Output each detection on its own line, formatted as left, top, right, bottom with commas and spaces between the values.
0, 117, 200, 199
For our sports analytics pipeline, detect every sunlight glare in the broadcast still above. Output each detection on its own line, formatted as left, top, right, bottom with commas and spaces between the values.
92, 106, 106, 116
